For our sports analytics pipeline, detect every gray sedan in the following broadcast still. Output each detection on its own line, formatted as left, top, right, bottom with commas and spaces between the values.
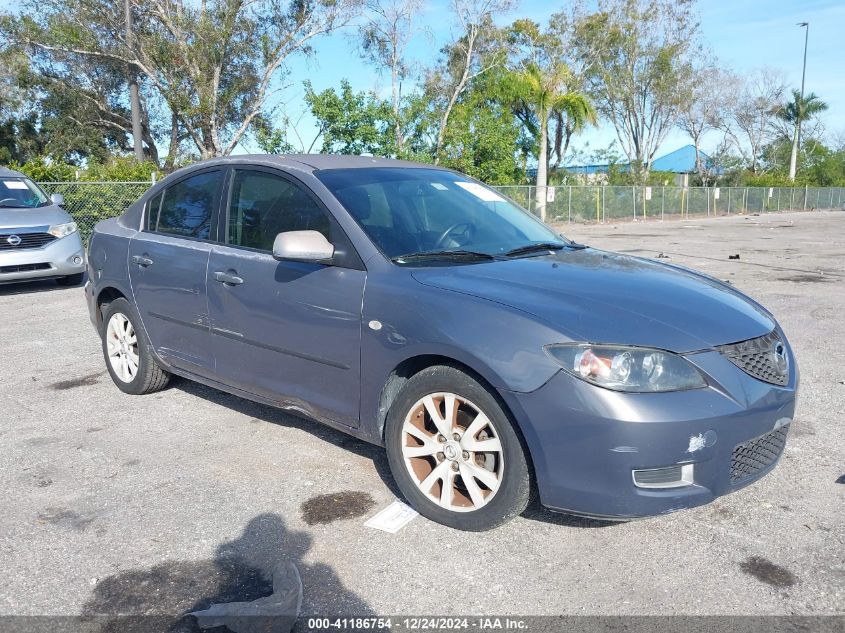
0, 167, 86, 286
84, 155, 797, 531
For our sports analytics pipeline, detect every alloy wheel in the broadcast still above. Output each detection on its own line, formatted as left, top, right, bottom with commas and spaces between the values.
401, 392, 504, 512
105, 312, 139, 383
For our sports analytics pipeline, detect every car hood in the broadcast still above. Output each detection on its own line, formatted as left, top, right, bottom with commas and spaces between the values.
410, 248, 775, 353
0, 205, 72, 230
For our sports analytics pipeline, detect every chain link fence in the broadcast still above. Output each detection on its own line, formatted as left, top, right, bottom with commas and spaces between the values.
35, 181, 845, 243
38, 181, 153, 244
493, 185, 845, 224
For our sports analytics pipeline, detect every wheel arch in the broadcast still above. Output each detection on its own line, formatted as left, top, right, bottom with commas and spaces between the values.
375, 353, 539, 503
94, 286, 128, 329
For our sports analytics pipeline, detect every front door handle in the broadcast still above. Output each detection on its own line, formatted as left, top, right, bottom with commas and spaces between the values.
214, 271, 244, 286
132, 255, 154, 267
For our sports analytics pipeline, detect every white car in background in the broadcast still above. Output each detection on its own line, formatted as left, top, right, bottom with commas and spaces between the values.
0, 166, 85, 286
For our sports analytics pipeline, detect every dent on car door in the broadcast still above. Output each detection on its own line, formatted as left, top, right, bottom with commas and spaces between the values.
206, 168, 366, 428
128, 169, 224, 376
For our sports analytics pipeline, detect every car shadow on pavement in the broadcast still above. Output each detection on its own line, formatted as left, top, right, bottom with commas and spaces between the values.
520, 499, 622, 528
81, 512, 381, 633
175, 379, 404, 500
0, 275, 86, 296
175, 380, 622, 530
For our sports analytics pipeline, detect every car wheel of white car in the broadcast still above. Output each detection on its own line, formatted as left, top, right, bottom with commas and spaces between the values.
101, 298, 170, 395
385, 365, 531, 531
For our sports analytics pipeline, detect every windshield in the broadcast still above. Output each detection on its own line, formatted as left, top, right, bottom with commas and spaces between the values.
0, 178, 50, 208
315, 168, 565, 261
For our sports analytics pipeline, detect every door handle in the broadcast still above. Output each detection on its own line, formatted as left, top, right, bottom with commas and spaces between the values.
214, 271, 244, 286
132, 255, 154, 267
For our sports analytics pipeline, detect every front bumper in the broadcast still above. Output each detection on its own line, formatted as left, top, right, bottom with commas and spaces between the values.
0, 232, 86, 283
501, 347, 798, 519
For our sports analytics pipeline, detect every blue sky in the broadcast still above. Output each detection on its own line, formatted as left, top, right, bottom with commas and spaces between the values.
8, 0, 842, 159
277, 0, 845, 159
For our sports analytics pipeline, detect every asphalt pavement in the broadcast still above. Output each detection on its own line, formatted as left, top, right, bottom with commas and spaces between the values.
0, 210, 842, 625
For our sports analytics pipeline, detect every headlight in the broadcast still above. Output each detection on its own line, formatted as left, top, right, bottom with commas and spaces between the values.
48, 222, 78, 238
545, 344, 707, 393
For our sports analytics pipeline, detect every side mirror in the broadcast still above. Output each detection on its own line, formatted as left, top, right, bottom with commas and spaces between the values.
273, 230, 335, 263
50, 193, 65, 206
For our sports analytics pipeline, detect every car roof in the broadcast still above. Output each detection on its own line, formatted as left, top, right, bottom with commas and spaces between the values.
191, 154, 439, 173
0, 166, 25, 178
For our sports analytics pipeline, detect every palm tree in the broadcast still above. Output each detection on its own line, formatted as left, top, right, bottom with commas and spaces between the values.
508, 63, 595, 220
781, 90, 828, 181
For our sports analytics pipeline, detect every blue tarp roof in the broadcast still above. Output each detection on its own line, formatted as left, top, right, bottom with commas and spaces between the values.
565, 145, 711, 175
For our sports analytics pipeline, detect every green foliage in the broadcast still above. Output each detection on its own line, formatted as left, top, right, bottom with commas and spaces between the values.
305, 80, 396, 156
0, 113, 44, 164
437, 91, 522, 185
11, 156, 157, 182
778, 90, 829, 126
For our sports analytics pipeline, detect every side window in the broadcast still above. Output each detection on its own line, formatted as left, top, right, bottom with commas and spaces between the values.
153, 170, 222, 239
227, 170, 331, 251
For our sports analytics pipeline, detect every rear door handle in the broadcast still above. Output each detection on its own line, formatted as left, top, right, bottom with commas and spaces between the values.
214, 271, 244, 286
132, 255, 154, 267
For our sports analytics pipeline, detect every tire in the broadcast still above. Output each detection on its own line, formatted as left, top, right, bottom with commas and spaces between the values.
57, 273, 84, 286
384, 365, 531, 531
101, 297, 170, 395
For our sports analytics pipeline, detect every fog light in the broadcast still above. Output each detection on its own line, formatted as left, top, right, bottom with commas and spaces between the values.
632, 463, 694, 489
73, 256, 82, 265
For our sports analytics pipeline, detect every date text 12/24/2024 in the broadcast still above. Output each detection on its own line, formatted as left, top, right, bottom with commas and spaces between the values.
307, 618, 528, 630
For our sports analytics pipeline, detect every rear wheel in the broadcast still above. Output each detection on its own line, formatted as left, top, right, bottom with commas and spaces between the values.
57, 273, 84, 286
101, 298, 170, 395
385, 365, 531, 531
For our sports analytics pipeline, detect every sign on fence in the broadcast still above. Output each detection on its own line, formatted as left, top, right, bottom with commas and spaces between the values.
714, 188, 720, 200
644, 187, 652, 201
546, 187, 556, 203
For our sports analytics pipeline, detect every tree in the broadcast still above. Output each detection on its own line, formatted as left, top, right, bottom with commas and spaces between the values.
506, 63, 595, 219
304, 79, 395, 155
677, 63, 736, 183
505, 19, 595, 219
358, 0, 424, 156
434, 70, 522, 183
428, 0, 515, 163
724, 68, 785, 175
780, 90, 829, 181
4, 0, 361, 162
574, 0, 700, 182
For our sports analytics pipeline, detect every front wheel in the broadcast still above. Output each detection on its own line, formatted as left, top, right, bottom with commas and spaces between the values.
101, 298, 170, 395
385, 365, 531, 531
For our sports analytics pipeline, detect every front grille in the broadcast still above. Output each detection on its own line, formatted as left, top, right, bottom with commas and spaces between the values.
0, 232, 56, 250
717, 331, 789, 386
730, 425, 789, 484
0, 262, 51, 274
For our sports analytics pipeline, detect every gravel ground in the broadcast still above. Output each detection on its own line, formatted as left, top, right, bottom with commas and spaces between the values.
0, 210, 843, 624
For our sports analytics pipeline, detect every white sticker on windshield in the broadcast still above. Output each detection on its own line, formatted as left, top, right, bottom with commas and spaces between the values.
430, 183, 448, 191
3, 180, 28, 190
454, 181, 504, 202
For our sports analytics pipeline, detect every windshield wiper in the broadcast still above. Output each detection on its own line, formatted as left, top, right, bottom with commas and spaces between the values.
504, 242, 567, 257
392, 249, 496, 264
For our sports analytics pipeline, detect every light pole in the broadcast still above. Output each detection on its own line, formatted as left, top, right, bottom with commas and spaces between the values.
789, 22, 809, 181
798, 22, 809, 146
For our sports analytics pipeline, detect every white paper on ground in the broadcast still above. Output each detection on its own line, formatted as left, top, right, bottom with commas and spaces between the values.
364, 501, 419, 533
454, 181, 505, 202
3, 180, 28, 190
